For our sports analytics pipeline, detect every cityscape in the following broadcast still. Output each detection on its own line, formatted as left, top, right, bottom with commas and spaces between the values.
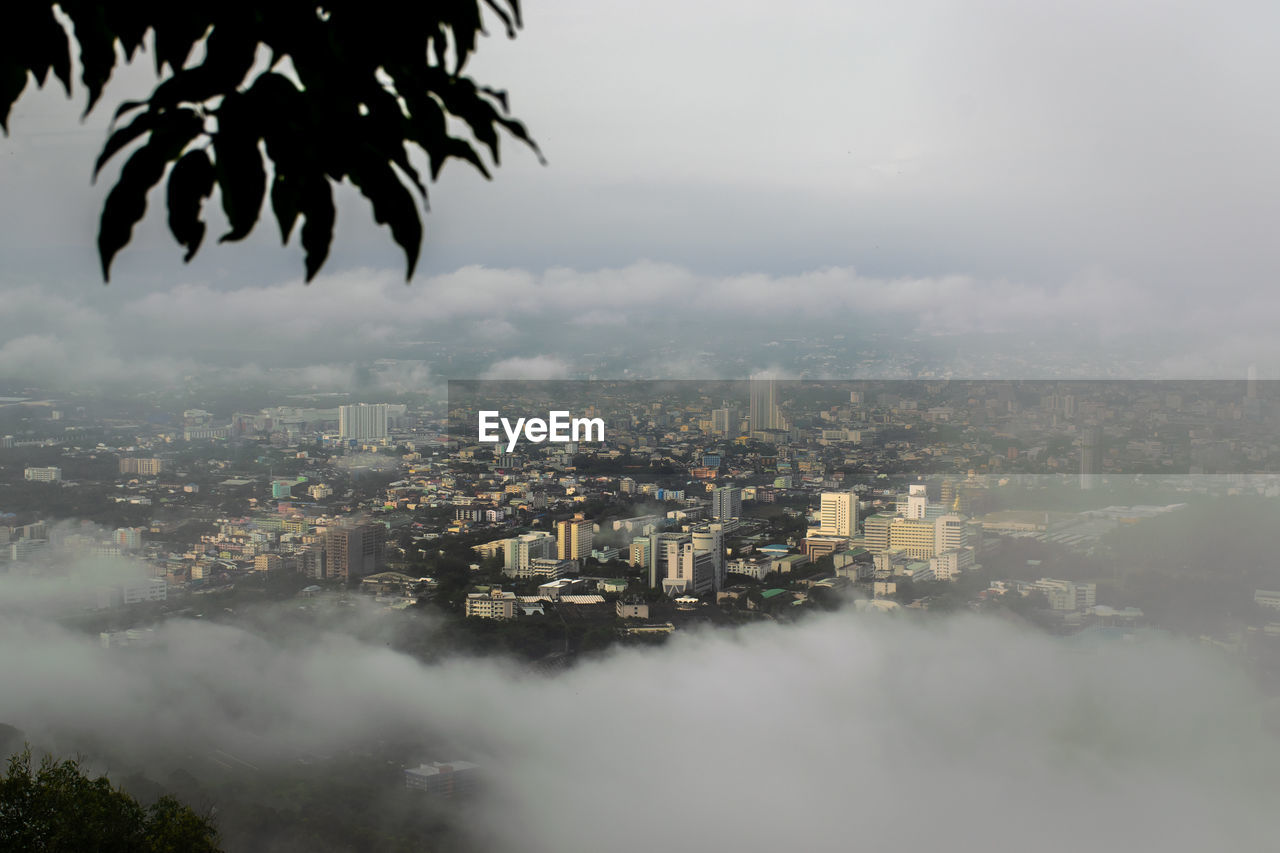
5, 0, 1280, 850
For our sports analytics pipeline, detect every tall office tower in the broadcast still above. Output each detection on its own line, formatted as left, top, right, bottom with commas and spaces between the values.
1248, 364, 1259, 399
338, 403, 389, 440
934, 514, 967, 554
556, 514, 593, 561
711, 407, 738, 436
711, 485, 742, 521
324, 522, 385, 580
749, 377, 785, 431
691, 522, 726, 591
818, 490, 859, 537
648, 531, 692, 588
670, 541, 717, 595
905, 484, 928, 520
1080, 427, 1102, 490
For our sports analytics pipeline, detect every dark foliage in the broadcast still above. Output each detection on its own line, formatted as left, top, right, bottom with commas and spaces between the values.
1, 2, 541, 282
0, 748, 221, 852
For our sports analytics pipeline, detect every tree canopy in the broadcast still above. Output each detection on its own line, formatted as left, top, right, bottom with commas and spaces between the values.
0, 747, 221, 852
1, 2, 540, 282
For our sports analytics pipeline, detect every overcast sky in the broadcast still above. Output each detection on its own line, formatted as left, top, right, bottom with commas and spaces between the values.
3, 0, 1279, 383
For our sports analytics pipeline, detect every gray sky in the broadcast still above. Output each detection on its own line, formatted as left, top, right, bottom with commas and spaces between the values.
2, 0, 1279, 381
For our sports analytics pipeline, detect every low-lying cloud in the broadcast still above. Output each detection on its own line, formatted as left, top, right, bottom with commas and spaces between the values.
1, 572, 1277, 852
4, 263, 1279, 388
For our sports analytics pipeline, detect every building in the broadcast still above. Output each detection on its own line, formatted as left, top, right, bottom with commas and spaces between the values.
629, 536, 652, 568
711, 485, 742, 521
528, 557, 573, 580
930, 548, 974, 581
556, 514, 593, 561
404, 761, 480, 795
904, 484, 928, 520
113, 527, 144, 551
324, 522, 386, 580
818, 490, 858, 537
888, 517, 937, 559
98, 578, 168, 609
339, 403, 389, 441
691, 522, 727, 591
711, 407, 738, 436
617, 599, 649, 619
1254, 590, 1280, 611
119, 457, 164, 476
23, 467, 62, 482
662, 541, 716, 596
864, 512, 896, 553
464, 588, 517, 620
648, 531, 692, 588
1031, 578, 1097, 611
934, 514, 967, 555
254, 554, 284, 572
749, 377, 786, 431
504, 531, 557, 577
1080, 427, 1102, 490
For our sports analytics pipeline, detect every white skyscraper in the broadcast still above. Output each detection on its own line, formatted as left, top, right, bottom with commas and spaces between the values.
711, 485, 742, 521
339, 403, 388, 440
818, 491, 858, 537
905, 484, 928, 520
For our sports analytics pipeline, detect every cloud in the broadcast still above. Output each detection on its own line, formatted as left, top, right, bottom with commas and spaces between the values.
481, 355, 572, 380
0, 589, 1276, 852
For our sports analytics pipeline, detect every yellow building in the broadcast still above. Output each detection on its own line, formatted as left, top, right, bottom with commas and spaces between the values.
556, 513, 594, 561
888, 517, 936, 559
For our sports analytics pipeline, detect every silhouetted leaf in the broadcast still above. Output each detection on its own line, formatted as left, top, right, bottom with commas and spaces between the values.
95, 109, 159, 178
0, 67, 27, 136
61, 2, 118, 116
270, 172, 302, 245
6, 1, 540, 281
212, 92, 266, 243
166, 148, 216, 262
348, 149, 423, 280
98, 108, 204, 280
300, 181, 335, 283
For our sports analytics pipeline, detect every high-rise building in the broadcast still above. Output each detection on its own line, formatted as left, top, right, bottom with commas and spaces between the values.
1080, 427, 1102, 490
648, 531, 691, 588
691, 522, 727, 591
905, 484, 928, 520
749, 377, 785, 431
324, 522, 385, 580
711, 485, 742, 521
629, 536, 652, 568
934, 514, 967, 554
23, 467, 62, 482
339, 403, 389, 441
711, 407, 738, 436
556, 514, 593, 561
818, 491, 858, 537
